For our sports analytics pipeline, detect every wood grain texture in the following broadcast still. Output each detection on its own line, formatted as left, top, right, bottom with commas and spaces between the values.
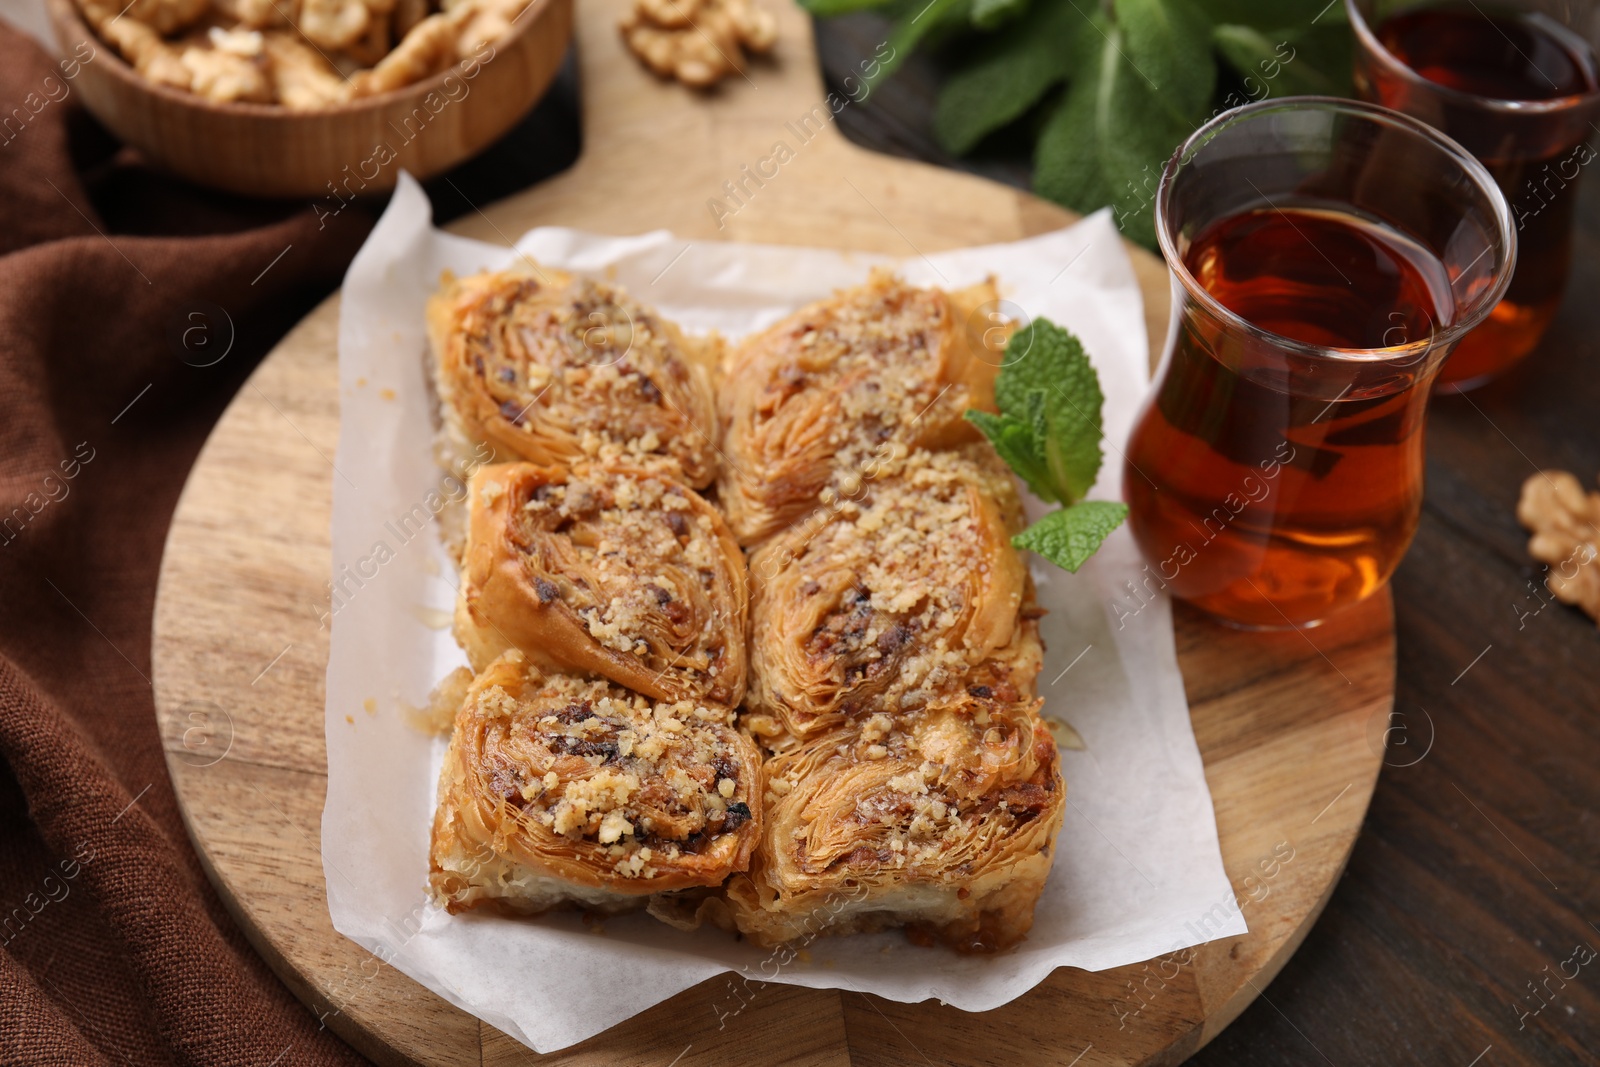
45, 0, 572, 198
149, 1, 1393, 1063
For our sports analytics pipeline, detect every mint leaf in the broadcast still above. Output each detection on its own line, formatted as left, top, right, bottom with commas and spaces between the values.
1013, 501, 1129, 573
1212, 23, 1350, 98
994, 319, 1092, 412
1286, 27, 1354, 97
857, 0, 966, 91
996, 320, 1106, 504
870, 0, 971, 89
1032, 12, 1196, 248
934, 1, 1085, 153
809, 0, 1360, 257
1114, 0, 1216, 122
969, 0, 1028, 30
1032, 55, 1116, 224
967, 409, 1061, 503
969, 318, 1123, 574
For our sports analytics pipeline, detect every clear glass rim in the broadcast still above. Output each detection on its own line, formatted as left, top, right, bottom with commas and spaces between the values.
1155, 95, 1518, 364
1344, 0, 1600, 115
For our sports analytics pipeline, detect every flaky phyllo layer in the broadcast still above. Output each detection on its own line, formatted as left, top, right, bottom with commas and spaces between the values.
724, 685, 1060, 951
427, 264, 1063, 951
431, 653, 763, 911
745, 447, 1039, 740
716, 269, 1007, 544
455, 462, 748, 708
428, 266, 721, 488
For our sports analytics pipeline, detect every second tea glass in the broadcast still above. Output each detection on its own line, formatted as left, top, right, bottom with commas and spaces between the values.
1348, 0, 1600, 391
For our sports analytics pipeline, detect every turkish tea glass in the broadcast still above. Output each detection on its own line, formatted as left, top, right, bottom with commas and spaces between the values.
1124, 98, 1516, 629
1348, 0, 1600, 391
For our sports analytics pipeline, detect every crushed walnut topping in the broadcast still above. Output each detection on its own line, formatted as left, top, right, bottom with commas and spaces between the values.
1517, 470, 1600, 623
440, 269, 718, 486
510, 467, 738, 683
755, 276, 948, 477
767, 694, 1055, 874
719, 271, 1007, 542
468, 670, 754, 876
748, 448, 1029, 731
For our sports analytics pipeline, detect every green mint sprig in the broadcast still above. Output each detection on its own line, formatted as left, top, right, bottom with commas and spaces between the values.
965, 318, 1127, 573
805, 0, 1353, 249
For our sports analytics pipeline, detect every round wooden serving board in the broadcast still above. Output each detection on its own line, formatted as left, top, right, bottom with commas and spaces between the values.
151, 3, 1396, 1064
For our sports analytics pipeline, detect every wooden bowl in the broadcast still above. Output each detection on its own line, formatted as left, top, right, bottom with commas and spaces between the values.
46, 0, 572, 198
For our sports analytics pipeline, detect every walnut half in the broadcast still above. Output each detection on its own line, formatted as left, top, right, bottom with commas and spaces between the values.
619, 0, 776, 89
1517, 470, 1600, 624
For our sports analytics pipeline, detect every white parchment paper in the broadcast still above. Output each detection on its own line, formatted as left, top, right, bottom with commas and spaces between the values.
321, 172, 1247, 1053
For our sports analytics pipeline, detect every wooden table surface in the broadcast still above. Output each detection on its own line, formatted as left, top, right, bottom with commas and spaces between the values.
341, 13, 1595, 1065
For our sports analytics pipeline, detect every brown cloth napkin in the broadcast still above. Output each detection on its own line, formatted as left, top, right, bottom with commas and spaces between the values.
0, 21, 378, 1066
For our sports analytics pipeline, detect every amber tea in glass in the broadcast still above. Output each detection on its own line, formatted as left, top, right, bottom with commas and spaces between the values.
1125, 99, 1515, 628
1349, 0, 1600, 391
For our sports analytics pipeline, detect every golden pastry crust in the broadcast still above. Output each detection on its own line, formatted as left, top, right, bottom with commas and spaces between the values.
721, 685, 1063, 951
454, 463, 749, 707
716, 270, 1005, 544
428, 266, 722, 489
424, 262, 1064, 955
745, 448, 1037, 740
430, 652, 764, 913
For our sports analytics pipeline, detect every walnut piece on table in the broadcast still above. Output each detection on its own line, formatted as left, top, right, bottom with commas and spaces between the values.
619, 0, 776, 89
1517, 470, 1600, 624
